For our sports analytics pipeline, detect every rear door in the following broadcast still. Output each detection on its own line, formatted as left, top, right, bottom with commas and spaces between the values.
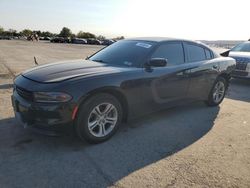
183, 42, 219, 99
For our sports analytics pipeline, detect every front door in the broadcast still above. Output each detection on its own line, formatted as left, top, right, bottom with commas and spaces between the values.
146, 42, 190, 105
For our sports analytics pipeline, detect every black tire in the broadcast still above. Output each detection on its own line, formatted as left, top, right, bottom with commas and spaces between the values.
205, 77, 228, 106
75, 93, 123, 144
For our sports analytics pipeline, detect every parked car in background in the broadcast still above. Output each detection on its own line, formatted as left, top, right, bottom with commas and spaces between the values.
18, 36, 27, 40
40, 36, 51, 41
50, 37, 70, 43
12, 37, 235, 143
71, 38, 87, 44
87, 38, 102, 45
221, 41, 250, 79
44, 37, 51, 41
102, 39, 115, 46
0, 36, 12, 40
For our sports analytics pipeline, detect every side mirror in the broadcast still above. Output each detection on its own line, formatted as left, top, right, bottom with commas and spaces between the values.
148, 58, 167, 67
220, 50, 230, 57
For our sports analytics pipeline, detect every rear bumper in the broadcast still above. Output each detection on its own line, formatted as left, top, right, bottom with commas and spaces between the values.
11, 91, 75, 136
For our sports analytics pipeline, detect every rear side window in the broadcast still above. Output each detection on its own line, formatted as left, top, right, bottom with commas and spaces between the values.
186, 44, 206, 62
151, 43, 184, 66
205, 49, 212, 59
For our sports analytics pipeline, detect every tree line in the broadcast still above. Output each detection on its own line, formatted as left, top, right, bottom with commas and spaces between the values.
0, 26, 124, 40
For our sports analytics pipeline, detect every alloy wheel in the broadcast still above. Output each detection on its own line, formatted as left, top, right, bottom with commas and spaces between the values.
87, 103, 118, 137
213, 81, 225, 103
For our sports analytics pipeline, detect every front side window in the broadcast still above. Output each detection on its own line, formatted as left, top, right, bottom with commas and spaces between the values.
151, 43, 185, 66
186, 44, 206, 62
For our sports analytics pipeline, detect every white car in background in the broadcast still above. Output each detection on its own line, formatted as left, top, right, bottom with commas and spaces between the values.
221, 41, 250, 79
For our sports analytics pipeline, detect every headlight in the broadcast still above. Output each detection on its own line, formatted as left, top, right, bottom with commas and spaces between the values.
33, 92, 72, 103
247, 63, 250, 71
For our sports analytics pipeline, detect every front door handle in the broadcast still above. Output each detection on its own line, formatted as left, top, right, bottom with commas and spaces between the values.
213, 65, 218, 69
176, 70, 189, 77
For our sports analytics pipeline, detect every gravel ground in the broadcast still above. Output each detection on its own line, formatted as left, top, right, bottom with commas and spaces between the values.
0, 40, 250, 188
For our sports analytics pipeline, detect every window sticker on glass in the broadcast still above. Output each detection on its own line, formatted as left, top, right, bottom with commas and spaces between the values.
124, 61, 132, 66
136, 43, 152, 48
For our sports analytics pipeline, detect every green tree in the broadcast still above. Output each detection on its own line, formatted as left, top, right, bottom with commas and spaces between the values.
70, 33, 76, 39
33, 30, 41, 36
59, 27, 72, 38
21, 29, 33, 36
97, 35, 106, 40
0, 26, 4, 34
77, 31, 96, 39
8, 29, 18, 36
113, 36, 125, 40
41, 31, 56, 37
9, 29, 16, 33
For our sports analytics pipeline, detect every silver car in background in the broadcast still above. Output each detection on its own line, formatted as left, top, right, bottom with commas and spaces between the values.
226, 41, 250, 79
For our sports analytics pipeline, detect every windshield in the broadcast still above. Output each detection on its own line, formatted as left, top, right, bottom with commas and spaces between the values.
89, 40, 156, 67
231, 42, 250, 52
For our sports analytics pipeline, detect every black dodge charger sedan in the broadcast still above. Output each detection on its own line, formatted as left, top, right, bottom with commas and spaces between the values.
12, 37, 236, 143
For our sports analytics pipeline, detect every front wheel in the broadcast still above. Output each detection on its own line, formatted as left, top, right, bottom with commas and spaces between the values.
75, 93, 123, 144
205, 77, 228, 106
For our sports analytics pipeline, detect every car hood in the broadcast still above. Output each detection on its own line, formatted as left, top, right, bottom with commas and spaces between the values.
22, 59, 128, 83
229, 51, 250, 58
229, 51, 250, 63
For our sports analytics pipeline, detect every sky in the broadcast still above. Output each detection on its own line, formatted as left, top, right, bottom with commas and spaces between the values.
0, 0, 249, 40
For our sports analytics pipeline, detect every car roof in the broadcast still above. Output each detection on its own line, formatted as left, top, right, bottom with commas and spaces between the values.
125, 37, 198, 43
124, 37, 218, 56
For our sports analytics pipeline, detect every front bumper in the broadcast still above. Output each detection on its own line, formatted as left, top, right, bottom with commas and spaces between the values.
232, 61, 250, 79
232, 70, 250, 79
11, 90, 75, 135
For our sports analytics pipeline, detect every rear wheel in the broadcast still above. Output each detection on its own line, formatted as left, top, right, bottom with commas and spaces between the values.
205, 77, 228, 106
75, 93, 123, 143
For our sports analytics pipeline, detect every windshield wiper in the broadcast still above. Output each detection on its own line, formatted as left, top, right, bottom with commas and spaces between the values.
92, 59, 107, 63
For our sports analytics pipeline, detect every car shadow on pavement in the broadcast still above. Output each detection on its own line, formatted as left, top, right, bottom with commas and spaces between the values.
226, 79, 250, 102
0, 102, 220, 187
